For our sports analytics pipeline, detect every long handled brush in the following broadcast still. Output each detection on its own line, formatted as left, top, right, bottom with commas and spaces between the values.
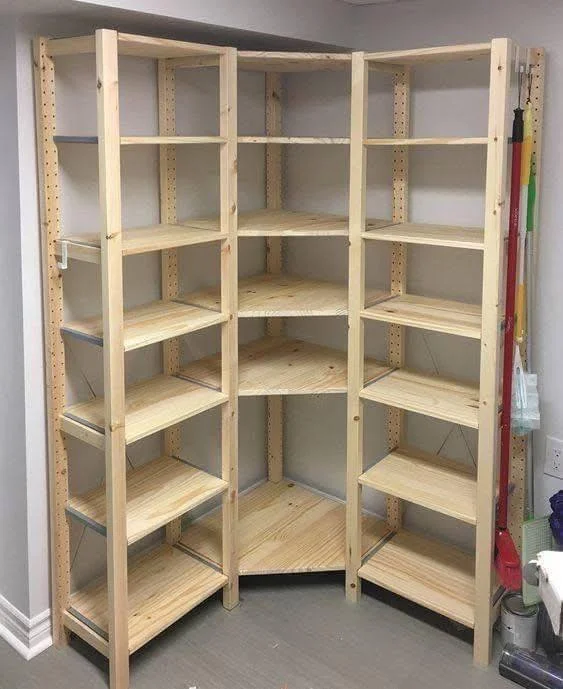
495, 104, 524, 591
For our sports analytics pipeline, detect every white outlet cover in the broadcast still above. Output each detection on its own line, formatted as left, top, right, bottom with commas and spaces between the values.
545, 435, 563, 480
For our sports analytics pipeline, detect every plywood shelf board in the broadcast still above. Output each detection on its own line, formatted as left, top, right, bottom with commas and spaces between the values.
361, 368, 480, 429
366, 43, 491, 64
362, 222, 484, 250
359, 529, 476, 627
238, 51, 351, 72
63, 375, 227, 445
238, 136, 350, 144
63, 300, 226, 351
57, 225, 225, 260
181, 273, 388, 317
179, 336, 391, 396
69, 543, 226, 654
54, 136, 225, 145
360, 446, 477, 524
67, 455, 227, 544
180, 480, 391, 574
362, 293, 482, 339
365, 137, 488, 146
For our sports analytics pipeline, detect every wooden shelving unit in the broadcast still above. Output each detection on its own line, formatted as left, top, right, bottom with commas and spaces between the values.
35, 31, 238, 689
346, 41, 545, 668
37, 33, 544, 687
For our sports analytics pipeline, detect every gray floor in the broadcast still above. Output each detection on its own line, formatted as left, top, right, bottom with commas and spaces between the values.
0, 575, 513, 689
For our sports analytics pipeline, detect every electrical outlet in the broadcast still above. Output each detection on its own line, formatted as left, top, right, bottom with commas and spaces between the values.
545, 436, 563, 480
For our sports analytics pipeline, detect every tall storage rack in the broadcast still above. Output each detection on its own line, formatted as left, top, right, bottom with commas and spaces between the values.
346, 41, 545, 666
35, 30, 238, 689
179, 51, 392, 575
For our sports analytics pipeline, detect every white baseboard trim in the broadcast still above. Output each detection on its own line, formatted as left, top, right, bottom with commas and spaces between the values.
0, 594, 52, 660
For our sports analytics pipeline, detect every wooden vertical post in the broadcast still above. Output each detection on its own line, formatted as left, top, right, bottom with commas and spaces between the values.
219, 47, 239, 610
474, 37, 511, 667
386, 67, 410, 531
96, 29, 129, 689
346, 52, 368, 602
265, 72, 284, 483
158, 58, 182, 545
33, 37, 71, 647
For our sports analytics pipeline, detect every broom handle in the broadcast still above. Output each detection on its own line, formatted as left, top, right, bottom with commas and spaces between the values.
498, 109, 524, 531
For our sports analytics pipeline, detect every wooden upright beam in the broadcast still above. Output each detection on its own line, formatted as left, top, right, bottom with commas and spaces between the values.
386, 67, 410, 531
345, 52, 368, 602
265, 71, 284, 483
33, 37, 71, 647
96, 29, 129, 689
158, 58, 182, 545
219, 47, 239, 610
474, 37, 512, 667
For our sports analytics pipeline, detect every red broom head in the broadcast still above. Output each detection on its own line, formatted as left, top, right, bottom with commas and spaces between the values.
495, 528, 522, 591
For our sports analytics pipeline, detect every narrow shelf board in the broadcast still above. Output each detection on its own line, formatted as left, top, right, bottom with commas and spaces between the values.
63, 375, 227, 446
179, 479, 391, 575
181, 273, 389, 317
361, 293, 482, 339
62, 300, 226, 351
238, 136, 350, 145
360, 446, 477, 525
360, 368, 480, 429
179, 336, 391, 396
362, 222, 484, 250
46, 32, 224, 59
365, 43, 491, 65
181, 209, 390, 237
53, 136, 225, 145
365, 137, 488, 146
56, 224, 226, 260
359, 529, 475, 628
68, 543, 227, 654
238, 51, 352, 72
67, 455, 227, 544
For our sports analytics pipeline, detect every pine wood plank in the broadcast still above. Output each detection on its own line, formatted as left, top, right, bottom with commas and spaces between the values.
359, 529, 476, 627
362, 222, 484, 250
239, 136, 350, 144
365, 43, 491, 64
69, 544, 227, 654
67, 456, 227, 544
58, 224, 225, 259
365, 137, 487, 146
360, 446, 477, 524
238, 51, 352, 72
63, 375, 227, 445
121, 136, 225, 145
63, 300, 225, 351
181, 273, 388, 317
362, 293, 482, 339
179, 480, 391, 574
179, 336, 391, 396
361, 368, 480, 428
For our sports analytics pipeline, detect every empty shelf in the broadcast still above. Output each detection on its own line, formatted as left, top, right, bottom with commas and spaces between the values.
366, 43, 491, 65
63, 300, 226, 351
238, 51, 352, 72
53, 136, 225, 145
183, 209, 391, 237
359, 529, 475, 627
62, 375, 227, 446
179, 336, 391, 396
365, 137, 487, 146
67, 455, 227, 544
361, 368, 480, 428
238, 136, 350, 144
182, 273, 389, 317
360, 446, 477, 525
56, 224, 225, 262
362, 294, 481, 339
179, 479, 391, 575
68, 543, 226, 654
362, 222, 484, 250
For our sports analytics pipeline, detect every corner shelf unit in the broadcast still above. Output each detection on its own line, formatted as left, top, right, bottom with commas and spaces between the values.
346, 41, 544, 668
36, 32, 545, 689
35, 31, 238, 689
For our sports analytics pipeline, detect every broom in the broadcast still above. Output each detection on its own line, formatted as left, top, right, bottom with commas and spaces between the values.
495, 104, 524, 591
